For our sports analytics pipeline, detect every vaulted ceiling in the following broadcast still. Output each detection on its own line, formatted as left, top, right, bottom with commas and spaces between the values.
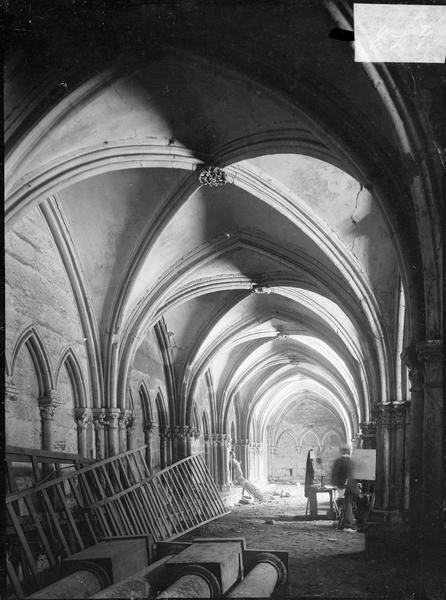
6, 1, 443, 441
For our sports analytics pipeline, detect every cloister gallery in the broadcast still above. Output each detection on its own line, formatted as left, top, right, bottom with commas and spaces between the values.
4, 2, 444, 597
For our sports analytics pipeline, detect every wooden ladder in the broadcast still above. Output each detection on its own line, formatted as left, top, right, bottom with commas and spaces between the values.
6, 447, 228, 598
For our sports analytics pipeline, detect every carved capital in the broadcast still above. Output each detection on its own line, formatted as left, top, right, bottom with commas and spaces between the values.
359, 421, 376, 437
118, 410, 132, 431
238, 438, 250, 447
416, 339, 443, 388
159, 425, 172, 441
376, 403, 394, 428
416, 339, 443, 363
215, 433, 229, 446
393, 403, 409, 429
38, 391, 60, 420
39, 404, 56, 420
105, 409, 121, 429
75, 407, 92, 430
143, 418, 155, 433
92, 409, 106, 431
401, 345, 425, 391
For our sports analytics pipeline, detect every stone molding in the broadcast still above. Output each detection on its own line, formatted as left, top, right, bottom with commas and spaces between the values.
75, 407, 92, 430
234, 438, 250, 447
92, 409, 106, 431
401, 345, 425, 392
376, 403, 409, 429
118, 409, 133, 431
416, 339, 443, 362
214, 433, 229, 446
402, 340, 443, 391
104, 408, 121, 429
159, 425, 172, 441
359, 421, 376, 436
38, 390, 61, 420
143, 418, 158, 433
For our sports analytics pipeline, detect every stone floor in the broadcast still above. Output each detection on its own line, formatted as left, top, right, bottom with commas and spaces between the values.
181, 484, 446, 599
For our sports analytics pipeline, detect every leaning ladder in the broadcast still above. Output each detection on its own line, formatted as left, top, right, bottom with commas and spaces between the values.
6, 447, 229, 598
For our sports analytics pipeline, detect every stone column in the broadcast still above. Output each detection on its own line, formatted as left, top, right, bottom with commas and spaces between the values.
185, 427, 193, 457
38, 391, 60, 451
204, 434, 212, 474
271, 444, 278, 480
210, 435, 219, 485
375, 403, 393, 512
402, 345, 425, 541
159, 426, 172, 468
93, 410, 106, 460
392, 403, 409, 514
74, 408, 92, 458
143, 419, 155, 469
416, 339, 443, 549
105, 408, 120, 456
214, 434, 230, 489
238, 439, 250, 479
358, 422, 376, 449
126, 413, 137, 451
118, 410, 130, 454
173, 426, 189, 461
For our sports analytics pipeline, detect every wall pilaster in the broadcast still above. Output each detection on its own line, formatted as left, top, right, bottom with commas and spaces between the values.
38, 390, 60, 451
416, 339, 443, 548
74, 407, 92, 457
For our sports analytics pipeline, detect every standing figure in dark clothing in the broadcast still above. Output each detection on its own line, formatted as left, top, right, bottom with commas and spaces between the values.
304, 449, 317, 515
330, 445, 361, 530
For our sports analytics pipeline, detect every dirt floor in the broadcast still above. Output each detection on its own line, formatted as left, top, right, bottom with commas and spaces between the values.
180, 484, 446, 599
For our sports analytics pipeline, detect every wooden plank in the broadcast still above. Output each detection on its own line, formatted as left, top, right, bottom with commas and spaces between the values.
194, 455, 227, 513
89, 470, 123, 536
120, 490, 149, 534
187, 457, 214, 518
138, 484, 166, 539
136, 447, 151, 478
6, 557, 25, 600
6, 503, 39, 580
180, 459, 209, 520
169, 462, 200, 528
7, 446, 149, 502
146, 477, 176, 538
40, 488, 71, 556
77, 472, 113, 538
22, 495, 57, 567
66, 476, 98, 544
98, 465, 134, 533
176, 459, 210, 522
190, 456, 218, 516
6, 446, 92, 462
162, 469, 191, 530
156, 471, 184, 533
55, 483, 84, 550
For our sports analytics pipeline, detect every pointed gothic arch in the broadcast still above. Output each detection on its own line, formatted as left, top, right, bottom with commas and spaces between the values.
55, 346, 87, 408
137, 380, 153, 422
11, 326, 54, 396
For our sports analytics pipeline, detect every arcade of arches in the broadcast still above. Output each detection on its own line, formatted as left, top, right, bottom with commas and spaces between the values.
4, 0, 444, 563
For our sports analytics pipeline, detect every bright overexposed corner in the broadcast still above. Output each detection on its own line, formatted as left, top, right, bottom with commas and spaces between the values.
354, 3, 446, 63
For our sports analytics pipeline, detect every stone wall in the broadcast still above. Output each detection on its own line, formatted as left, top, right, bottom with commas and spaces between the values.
272, 400, 345, 483
5, 207, 89, 454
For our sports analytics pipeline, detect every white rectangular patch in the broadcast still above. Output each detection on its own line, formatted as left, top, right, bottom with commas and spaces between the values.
354, 3, 446, 63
